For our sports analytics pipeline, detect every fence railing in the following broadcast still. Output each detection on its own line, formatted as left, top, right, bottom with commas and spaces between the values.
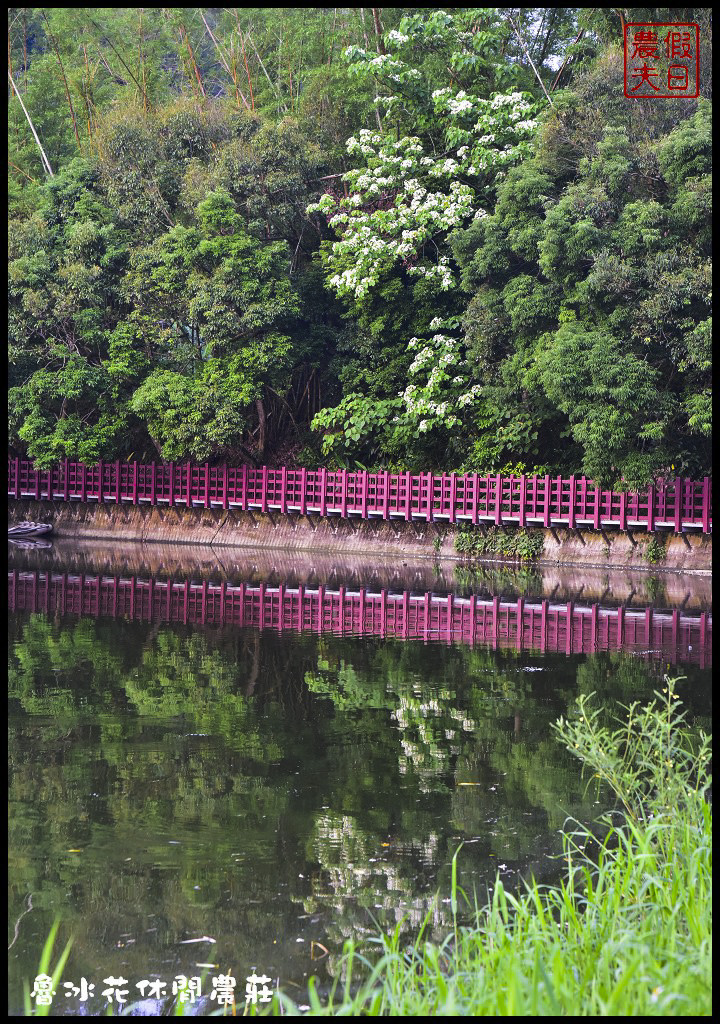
7, 457, 712, 533
8, 571, 712, 667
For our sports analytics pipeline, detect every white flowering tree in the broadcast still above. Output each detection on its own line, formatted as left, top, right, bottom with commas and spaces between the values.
399, 317, 482, 442
307, 11, 541, 463
307, 133, 475, 301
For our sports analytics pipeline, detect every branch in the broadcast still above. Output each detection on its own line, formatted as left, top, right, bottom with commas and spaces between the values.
8, 157, 37, 183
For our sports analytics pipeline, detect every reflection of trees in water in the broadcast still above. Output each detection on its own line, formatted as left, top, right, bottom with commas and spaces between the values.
301, 812, 454, 979
9, 612, 712, 998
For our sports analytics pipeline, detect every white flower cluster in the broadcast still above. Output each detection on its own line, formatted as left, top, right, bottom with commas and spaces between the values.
307, 133, 475, 301
374, 94, 400, 109
398, 329, 483, 435
491, 91, 529, 108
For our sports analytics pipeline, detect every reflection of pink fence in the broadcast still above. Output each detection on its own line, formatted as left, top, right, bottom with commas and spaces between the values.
7, 457, 712, 532
8, 571, 711, 667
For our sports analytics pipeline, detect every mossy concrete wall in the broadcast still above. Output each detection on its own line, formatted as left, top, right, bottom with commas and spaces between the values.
8, 499, 711, 572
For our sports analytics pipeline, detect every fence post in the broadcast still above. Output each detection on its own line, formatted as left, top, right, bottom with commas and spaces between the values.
405, 471, 412, 521
81, 462, 87, 502
674, 478, 682, 534
341, 469, 348, 518
168, 462, 175, 508
495, 474, 502, 526
702, 476, 711, 533
619, 488, 627, 531
221, 464, 228, 510
115, 460, 121, 504
280, 466, 287, 515
518, 474, 527, 528
241, 464, 248, 511
320, 467, 327, 517
426, 471, 434, 523
647, 482, 654, 532
97, 460, 104, 504
301, 467, 307, 515
150, 461, 156, 506
338, 585, 345, 634
449, 473, 457, 524
62, 458, 68, 502
472, 473, 479, 525
258, 583, 266, 630
133, 462, 138, 505
568, 475, 576, 529
594, 480, 600, 530
204, 463, 210, 508
13, 456, 19, 499
383, 470, 390, 519
357, 470, 365, 518
34, 462, 40, 501
261, 466, 268, 513
540, 475, 549, 527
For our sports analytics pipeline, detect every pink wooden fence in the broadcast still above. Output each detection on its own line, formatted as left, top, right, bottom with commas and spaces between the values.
7, 457, 712, 533
8, 570, 712, 667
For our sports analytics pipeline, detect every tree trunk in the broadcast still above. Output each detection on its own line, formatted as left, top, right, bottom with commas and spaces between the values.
371, 9, 386, 54
256, 397, 266, 453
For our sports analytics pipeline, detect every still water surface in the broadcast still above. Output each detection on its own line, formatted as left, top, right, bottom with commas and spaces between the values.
8, 546, 712, 1015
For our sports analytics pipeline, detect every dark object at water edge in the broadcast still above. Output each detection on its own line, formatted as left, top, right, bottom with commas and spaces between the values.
8, 521, 54, 538
8, 537, 54, 549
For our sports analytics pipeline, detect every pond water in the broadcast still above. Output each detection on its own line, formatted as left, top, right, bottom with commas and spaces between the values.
8, 544, 712, 1015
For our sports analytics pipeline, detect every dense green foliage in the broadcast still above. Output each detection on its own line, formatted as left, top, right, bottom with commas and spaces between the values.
8, 8, 712, 486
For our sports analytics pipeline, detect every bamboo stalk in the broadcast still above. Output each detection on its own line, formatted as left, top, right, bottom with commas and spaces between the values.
200, 10, 251, 110
42, 12, 82, 147
505, 12, 555, 107
179, 21, 206, 98
8, 70, 54, 175
86, 15, 149, 108
245, 30, 286, 111
138, 9, 148, 113
238, 29, 255, 110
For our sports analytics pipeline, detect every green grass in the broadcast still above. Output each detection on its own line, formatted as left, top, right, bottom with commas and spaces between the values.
270, 677, 712, 1016
22, 918, 73, 1017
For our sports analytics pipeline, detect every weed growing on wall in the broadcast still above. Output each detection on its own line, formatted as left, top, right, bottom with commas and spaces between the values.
454, 525, 544, 561
643, 535, 668, 564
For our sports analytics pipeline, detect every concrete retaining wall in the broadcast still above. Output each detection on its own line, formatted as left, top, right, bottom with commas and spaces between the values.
8, 499, 712, 572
